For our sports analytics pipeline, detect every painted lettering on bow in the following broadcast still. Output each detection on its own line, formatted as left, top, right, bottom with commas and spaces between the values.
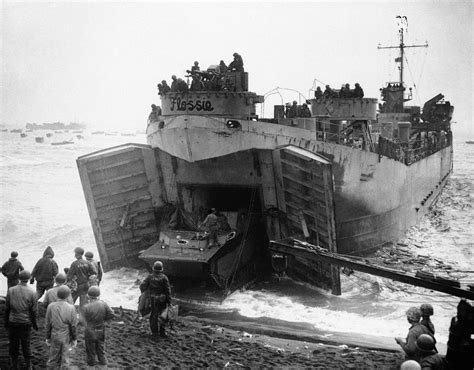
170, 97, 214, 112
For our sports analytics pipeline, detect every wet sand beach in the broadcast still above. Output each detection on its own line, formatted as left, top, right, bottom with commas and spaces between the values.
1, 301, 405, 369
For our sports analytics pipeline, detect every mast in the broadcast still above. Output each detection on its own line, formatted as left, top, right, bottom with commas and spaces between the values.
378, 16, 428, 103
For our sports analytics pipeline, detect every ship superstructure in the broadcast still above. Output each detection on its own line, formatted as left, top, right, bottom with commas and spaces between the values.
77, 17, 453, 296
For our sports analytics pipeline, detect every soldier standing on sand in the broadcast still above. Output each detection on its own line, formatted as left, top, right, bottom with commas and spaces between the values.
5, 270, 38, 370
2, 251, 24, 288
395, 306, 432, 361
43, 273, 74, 309
140, 260, 171, 339
45, 285, 77, 369
83, 286, 115, 367
67, 247, 95, 318
85, 251, 103, 286
30, 246, 59, 300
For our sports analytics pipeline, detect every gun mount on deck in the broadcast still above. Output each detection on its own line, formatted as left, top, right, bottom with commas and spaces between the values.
421, 94, 453, 128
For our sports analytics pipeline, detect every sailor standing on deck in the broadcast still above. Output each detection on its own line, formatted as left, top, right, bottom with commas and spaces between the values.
5, 270, 38, 370
228, 53, 244, 72
140, 261, 171, 339
67, 247, 95, 319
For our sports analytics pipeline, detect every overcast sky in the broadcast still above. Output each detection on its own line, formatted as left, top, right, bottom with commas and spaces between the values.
1, 1, 472, 136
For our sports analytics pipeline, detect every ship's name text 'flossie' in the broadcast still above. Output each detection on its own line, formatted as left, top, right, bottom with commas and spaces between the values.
170, 97, 214, 112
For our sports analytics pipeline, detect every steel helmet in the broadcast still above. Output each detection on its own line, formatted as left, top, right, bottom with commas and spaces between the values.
420, 303, 434, 317
19, 270, 31, 281
153, 260, 163, 272
416, 334, 436, 353
400, 360, 421, 370
74, 247, 84, 255
406, 307, 421, 323
88, 286, 101, 298
57, 285, 71, 300
55, 272, 67, 284
85, 251, 94, 259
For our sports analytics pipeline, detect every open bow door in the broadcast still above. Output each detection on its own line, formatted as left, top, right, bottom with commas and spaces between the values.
77, 144, 166, 271
272, 145, 341, 295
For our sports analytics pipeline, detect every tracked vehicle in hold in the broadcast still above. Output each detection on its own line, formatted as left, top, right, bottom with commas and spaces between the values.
77, 19, 453, 296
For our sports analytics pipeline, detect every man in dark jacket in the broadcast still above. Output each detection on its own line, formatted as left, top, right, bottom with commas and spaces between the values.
30, 246, 59, 300
83, 286, 115, 367
85, 251, 103, 285
45, 285, 77, 369
2, 251, 24, 288
140, 260, 171, 338
67, 247, 95, 317
228, 52, 244, 72
446, 299, 474, 369
5, 270, 38, 370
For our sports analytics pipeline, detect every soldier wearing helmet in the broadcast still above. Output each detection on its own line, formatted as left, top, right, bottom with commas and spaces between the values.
395, 307, 433, 361
43, 272, 73, 309
85, 251, 103, 286
67, 247, 96, 319
420, 303, 435, 335
45, 285, 77, 369
140, 260, 171, 339
83, 286, 115, 367
5, 270, 37, 370
416, 334, 445, 369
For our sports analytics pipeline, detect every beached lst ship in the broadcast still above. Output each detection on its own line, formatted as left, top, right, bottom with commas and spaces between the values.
77, 19, 453, 295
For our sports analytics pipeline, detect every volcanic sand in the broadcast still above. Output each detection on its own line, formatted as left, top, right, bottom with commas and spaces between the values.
0, 302, 406, 369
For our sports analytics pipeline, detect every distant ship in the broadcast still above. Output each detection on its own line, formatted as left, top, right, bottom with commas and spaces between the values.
77, 17, 453, 295
26, 122, 86, 131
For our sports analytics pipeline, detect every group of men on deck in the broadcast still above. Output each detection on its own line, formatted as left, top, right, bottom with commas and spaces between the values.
314, 83, 364, 99
156, 52, 245, 95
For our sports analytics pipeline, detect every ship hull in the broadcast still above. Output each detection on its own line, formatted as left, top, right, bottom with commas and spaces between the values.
77, 115, 452, 294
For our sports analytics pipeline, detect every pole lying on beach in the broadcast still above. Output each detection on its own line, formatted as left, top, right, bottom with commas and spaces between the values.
269, 238, 474, 300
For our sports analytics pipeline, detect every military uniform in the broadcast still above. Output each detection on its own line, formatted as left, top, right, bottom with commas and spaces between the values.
5, 279, 37, 369
43, 284, 74, 308
400, 322, 432, 361
2, 256, 24, 288
83, 298, 115, 366
67, 256, 95, 318
140, 270, 171, 337
45, 299, 77, 369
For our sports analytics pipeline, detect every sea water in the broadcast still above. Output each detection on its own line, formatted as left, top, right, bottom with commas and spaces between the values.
1, 130, 472, 345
